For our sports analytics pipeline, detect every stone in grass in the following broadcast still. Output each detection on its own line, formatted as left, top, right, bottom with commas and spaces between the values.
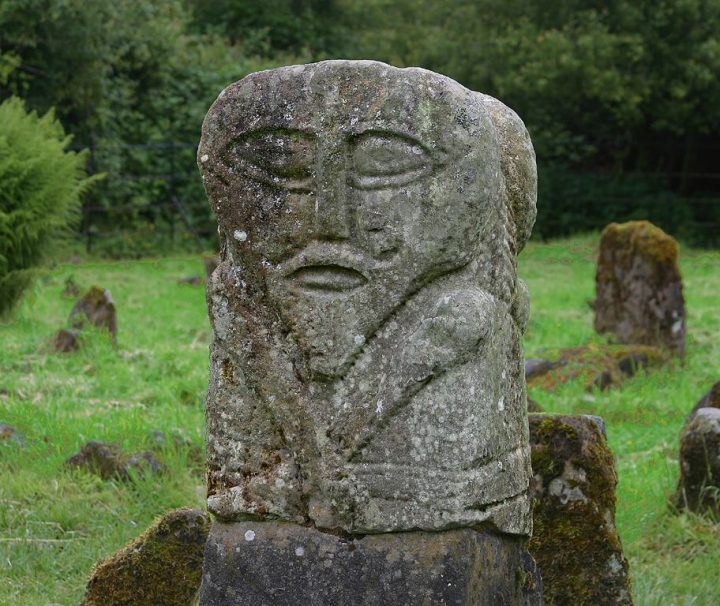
65, 441, 164, 481
592, 220, 685, 356
81, 508, 210, 606
529, 413, 632, 605
525, 358, 559, 381
69, 286, 117, 341
49, 328, 81, 353
671, 407, 720, 516
177, 275, 203, 286
0, 423, 25, 447
61, 275, 81, 298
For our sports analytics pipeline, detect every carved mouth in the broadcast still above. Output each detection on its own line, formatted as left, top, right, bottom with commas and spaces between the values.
289, 264, 368, 293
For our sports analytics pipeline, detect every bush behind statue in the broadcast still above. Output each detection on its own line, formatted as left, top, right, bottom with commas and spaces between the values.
0, 97, 95, 317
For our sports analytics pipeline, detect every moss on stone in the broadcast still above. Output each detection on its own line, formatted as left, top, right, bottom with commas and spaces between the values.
593, 220, 685, 355
671, 408, 720, 516
528, 414, 632, 605
602, 220, 678, 265
81, 507, 210, 606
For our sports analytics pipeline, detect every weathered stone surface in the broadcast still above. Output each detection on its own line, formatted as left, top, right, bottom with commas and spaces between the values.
81, 508, 210, 606
200, 521, 542, 606
69, 286, 117, 340
672, 407, 720, 515
66, 441, 164, 481
528, 414, 632, 605
593, 220, 685, 355
198, 59, 537, 535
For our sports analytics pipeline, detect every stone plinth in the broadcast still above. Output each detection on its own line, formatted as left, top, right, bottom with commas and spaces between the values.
198, 60, 539, 604
528, 414, 632, 605
592, 220, 685, 355
200, 521, 542, 606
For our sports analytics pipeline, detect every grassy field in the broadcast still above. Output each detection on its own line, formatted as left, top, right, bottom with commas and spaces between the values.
1, 235, 719, 605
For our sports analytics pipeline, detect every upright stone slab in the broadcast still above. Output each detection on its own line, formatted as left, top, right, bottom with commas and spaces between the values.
672, 407, 720, 515
197, 60, 539, 604
528, 414, 632, 605
593, 220, 685, 355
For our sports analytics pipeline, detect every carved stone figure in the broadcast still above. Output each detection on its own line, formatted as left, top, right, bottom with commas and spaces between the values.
198, 60, 537, 537
198, 60, 542, 605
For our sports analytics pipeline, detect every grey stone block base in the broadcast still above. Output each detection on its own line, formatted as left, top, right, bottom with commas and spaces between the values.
199, 521, 542, 605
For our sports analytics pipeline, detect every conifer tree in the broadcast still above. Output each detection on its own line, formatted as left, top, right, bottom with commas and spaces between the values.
0, 97, 94, 316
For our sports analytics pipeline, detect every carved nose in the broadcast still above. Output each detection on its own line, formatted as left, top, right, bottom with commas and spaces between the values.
314, 149, 350, 240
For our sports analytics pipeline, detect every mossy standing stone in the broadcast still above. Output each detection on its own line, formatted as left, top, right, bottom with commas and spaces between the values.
81, 508, 210, 606
593, 220, 685, 355
528, 414, 632, 605
672, 407, 720, 515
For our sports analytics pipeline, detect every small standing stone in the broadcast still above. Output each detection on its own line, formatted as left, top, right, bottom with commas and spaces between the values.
592, 220, 685, 355
672, 407, 720, 515
49, 328, 81, 353
0, 423, 25, 447
69, 286, 117, 340
61, 276, 81, 298
65, 441, 164, 481
528, 414, 632, 605
81, 508, 210, 606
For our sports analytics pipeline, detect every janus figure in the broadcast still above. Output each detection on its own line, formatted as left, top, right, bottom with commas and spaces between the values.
198, 60, 537, 536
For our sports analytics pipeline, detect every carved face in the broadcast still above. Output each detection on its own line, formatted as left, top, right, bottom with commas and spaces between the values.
201, 63, 503, 378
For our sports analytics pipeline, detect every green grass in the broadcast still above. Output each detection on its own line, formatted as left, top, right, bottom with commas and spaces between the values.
1, 236, 719, 604
0, 257, 209, 605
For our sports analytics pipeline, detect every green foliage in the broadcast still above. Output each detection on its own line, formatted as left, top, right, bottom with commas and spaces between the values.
0, 0, 289, 255
186, 0, 344, 57
338, 0, 720, 244
0, 97, 93, 317
535, 165, 720, 246
2, 0, 719, 250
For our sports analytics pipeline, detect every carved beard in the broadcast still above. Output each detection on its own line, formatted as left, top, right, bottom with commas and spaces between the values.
266, 244, 426, 380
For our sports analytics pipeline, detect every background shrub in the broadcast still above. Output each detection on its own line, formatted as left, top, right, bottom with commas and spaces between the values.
0, 97, 94, 317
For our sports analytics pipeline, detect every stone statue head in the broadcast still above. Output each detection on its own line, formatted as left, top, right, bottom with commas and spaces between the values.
199, 61, 537, 535
200, 61, 535, 378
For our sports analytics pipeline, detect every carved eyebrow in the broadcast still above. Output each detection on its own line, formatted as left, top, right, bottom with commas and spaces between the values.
222, 128, 316, 192
347, 130, 448, 190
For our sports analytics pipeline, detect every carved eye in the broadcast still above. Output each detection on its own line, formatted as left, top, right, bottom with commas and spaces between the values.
226, 129, 315, 191
349, 132, 436, 189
